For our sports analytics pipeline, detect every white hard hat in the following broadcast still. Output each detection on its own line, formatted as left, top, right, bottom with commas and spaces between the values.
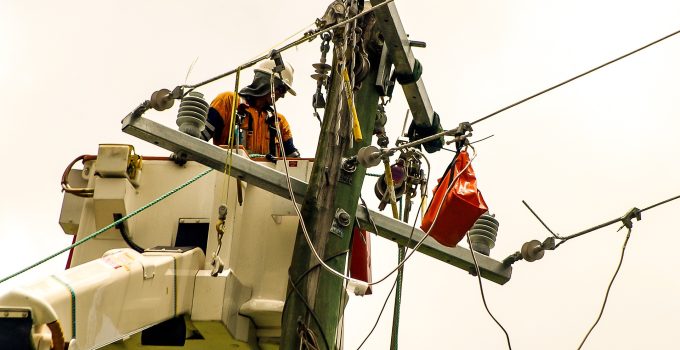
254, 60, 296, 96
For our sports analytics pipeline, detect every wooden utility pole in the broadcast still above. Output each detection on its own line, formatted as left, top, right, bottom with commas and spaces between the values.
280, 15, 381, 349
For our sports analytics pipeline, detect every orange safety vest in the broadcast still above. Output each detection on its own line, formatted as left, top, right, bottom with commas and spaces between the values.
210, 91, 293, 155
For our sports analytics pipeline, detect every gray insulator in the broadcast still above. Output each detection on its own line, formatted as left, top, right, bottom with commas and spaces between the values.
468, 212, 499, 256
177, 91, 209, 138
521, 239, 545, 262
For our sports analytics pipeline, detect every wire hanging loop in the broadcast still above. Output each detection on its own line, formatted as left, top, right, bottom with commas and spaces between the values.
577, 224, 634, 350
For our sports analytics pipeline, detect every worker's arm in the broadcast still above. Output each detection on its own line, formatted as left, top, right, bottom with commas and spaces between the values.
278, 114, 299, 157
203, 92, 237, 145
201, 107, 223, 142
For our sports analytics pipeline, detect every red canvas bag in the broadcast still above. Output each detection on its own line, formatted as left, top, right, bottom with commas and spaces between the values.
420, 150, 488, 247
348, 227, 372, 295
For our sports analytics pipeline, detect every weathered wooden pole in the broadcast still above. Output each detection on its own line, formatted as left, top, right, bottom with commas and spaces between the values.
280, 14, 381, 349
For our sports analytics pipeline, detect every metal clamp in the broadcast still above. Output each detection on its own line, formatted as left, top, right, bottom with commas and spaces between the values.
619, 207, 641, 231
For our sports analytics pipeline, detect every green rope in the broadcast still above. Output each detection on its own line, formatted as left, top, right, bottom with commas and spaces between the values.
50, 275, 76, 338
365, 173, 381, 177
0, 168, 213, 285
391, 247, 405, 350
390, 201, 405, 350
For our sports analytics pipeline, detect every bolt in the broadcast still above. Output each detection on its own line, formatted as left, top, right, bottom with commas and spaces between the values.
336, 209, 351, 227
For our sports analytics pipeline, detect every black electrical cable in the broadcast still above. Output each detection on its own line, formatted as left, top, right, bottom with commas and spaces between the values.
356, 277, 399, 350
282, 251, 349, 350
282, 251, 351, 318
353, 151, 429, 350
522, 200, 560, 239
388, 26, 680, 154
466, 232, 513, 349
181, 0, 396, 93
577, 227, 633, 350
354, 196, 414, 350
113, 213, 145, 253
287, 274, 332, 350
640, 194, 680, 213
470, 27, 680, 126
523, 193, 680, 249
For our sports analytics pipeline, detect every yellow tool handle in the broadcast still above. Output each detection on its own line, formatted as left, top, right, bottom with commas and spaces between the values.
342, 68, 363, 142
383, 160, 400, 219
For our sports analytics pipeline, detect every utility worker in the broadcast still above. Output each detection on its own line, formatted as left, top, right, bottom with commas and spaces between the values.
201, 60, 300, 158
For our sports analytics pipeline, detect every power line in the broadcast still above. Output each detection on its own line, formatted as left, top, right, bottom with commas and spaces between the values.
385, 26, 680, 152
576, 227, 633, 350
503, 193, 679, 266
520, 192, 680, 250
470, 27, 680, 126
356, 278, 399, 350
182, 0, 396, 92
507, 194, 680, 347
466, 232, 513, 350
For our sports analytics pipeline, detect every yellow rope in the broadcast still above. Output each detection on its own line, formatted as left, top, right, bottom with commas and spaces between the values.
342, 66, 363, 142
222, 68, 242, 203
214, 68, 242, 258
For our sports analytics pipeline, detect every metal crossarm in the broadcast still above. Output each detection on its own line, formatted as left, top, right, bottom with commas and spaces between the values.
122, 115, 512, 284
370, 0, 434, 126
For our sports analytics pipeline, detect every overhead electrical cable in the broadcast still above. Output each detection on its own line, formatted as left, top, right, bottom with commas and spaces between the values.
471, 27, 680, 125
512, 195, 680, 348
355, 156, 429, 349
383, 26, 680, 153
576, 227, 633, 350
273, 111, 469, 287
182, 0, 396, 94
356, 278, 399, 350
520, 193, 680, 250
466, 231, 513, 349
269, 66, 446, 286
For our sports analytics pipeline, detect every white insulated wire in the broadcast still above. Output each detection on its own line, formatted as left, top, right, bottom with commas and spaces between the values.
269, 78, 478, 285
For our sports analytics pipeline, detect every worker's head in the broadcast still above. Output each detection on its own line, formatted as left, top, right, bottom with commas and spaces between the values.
254, 60, 296, 96
239, 60, 296, 107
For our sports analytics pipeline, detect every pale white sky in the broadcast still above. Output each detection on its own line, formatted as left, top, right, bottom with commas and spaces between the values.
1, 0, 680, 349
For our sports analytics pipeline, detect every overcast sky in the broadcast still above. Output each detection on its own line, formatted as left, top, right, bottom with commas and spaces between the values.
2, 0, 680, 349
